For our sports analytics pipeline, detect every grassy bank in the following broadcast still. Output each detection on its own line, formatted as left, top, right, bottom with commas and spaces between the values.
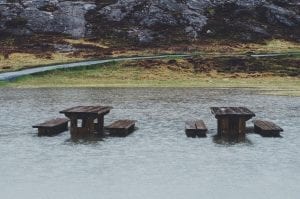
1, 35, 300, 73
1, 35, 299, 96
3, 60, 299, 96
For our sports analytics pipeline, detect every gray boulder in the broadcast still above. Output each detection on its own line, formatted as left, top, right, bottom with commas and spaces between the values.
0, 0, 299, 42
0, 0, 96, 38
264, 4, 300, 27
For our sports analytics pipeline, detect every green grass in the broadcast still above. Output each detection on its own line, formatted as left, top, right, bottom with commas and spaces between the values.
0, 81, 8, 86
0, 53, 84, 73
3, 61, 299, 96
1, 37, 300, 73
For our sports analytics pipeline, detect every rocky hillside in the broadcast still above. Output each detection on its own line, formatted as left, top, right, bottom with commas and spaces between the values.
1, 0, 299, 43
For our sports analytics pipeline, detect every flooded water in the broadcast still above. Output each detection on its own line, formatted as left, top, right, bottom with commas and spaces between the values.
0, 88, 299, 199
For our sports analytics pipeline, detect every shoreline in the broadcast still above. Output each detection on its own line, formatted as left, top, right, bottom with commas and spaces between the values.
2, 76, 299, 96
0, 47, 298, 96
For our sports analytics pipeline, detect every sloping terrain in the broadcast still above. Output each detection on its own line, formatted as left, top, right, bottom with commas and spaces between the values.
1, 0, 299, 43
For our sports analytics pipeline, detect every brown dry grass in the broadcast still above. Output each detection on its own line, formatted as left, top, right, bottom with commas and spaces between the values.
1, 35, 300, 73
5, 60, 299, 96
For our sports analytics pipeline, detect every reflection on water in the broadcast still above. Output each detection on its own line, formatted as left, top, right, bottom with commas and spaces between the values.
65, 135, 104, 143
212, 135, 253, 146
0, 88, 299, 199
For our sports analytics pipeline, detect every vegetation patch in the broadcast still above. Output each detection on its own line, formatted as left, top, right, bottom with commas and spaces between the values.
190, 55, 300, 77
0, 81, 8, 87
0, 53, 83, 72
5, 59, 299, 96
39, 4, 59, 12
1, 33, 300, 86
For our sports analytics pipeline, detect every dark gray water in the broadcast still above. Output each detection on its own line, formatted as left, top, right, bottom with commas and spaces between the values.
0, 88, 299, 199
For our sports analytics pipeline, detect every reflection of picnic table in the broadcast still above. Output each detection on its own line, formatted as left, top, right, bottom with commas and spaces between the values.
210, 107, 255, 136
60, 106, 112, 139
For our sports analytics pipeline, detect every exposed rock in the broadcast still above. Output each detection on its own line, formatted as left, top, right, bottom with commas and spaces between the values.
128, 28, 154, 43
264, 4, 300, 27
0, 0, 299, 42
52, 43, 75, 52
0, 1, 96, 38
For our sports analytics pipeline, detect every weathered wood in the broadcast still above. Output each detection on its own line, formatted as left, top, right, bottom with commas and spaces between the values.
211, 107, 255, 136
60, 106, 113, 139
107, 120, 136, 137
70, 116, 79, 138
33, 118, 69, 137
60, 106, 112, 115
211, 107, 255, 117
253, 120, 283, 137
185, 120, 207, 138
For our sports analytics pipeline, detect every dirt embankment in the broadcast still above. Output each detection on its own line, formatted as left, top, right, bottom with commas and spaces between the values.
128, 57, 300, 77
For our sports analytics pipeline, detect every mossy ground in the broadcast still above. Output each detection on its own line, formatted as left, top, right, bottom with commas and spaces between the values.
1, 34, 300, 72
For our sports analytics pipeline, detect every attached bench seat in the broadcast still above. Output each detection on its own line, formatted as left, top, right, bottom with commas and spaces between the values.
185, 120, 208, 138
106, 120, 136, 137
33, 118, 69, 137
253, 120, 283, 137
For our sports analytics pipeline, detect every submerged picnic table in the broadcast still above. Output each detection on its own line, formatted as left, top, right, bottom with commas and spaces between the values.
211, 107, 255, 136
60, 106, 112, 139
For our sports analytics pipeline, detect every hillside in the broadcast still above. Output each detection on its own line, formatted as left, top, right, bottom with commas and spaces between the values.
1, 0, 299, 43
1, 0, 299, 94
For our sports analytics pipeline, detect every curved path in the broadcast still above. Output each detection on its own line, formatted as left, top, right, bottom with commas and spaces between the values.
0, 52, 299, 81
0, 54, 191, 81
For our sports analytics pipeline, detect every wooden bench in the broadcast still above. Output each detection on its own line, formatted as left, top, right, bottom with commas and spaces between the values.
253, 120, 283, 137
185, 120, 208, 138
33, 118, 69, 137
106, 120, 136, 137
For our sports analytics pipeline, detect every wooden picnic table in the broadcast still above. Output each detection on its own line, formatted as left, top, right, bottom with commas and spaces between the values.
60, 106, 112, 139
210, 107, 255, 136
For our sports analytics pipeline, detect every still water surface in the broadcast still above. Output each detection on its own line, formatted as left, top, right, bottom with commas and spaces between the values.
0, 88, 299, 199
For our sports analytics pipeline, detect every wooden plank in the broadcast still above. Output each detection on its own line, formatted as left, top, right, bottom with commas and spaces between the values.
217, 117, 229, 135
60, 106, 113, 115
33, 118, 69, 128
195, 120, 207, 131
253, 120, 283, 131
210, 107, 255, 117
216, 116, 249, 136
253, 120, 283, 137
33, 118, 69, 137
185, 120, 207, 138
185, 121, 196, 130
107, 120, 136, 137
107, 120, 136, 129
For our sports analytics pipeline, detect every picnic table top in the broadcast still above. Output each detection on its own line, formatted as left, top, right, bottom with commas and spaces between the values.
60, 106, 113, 115
210, 107, 255, 117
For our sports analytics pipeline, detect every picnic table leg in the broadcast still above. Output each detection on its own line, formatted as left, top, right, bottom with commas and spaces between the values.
217, 117, 229, 136
70, 116, 78, 139
238, 118, 246, 135
218, 117, 247, 136
86, 117, 95, 137
97, 116, 104, 136
38, 128, 47, 136
82, 118, 87, 129
228, 117, 239, 135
